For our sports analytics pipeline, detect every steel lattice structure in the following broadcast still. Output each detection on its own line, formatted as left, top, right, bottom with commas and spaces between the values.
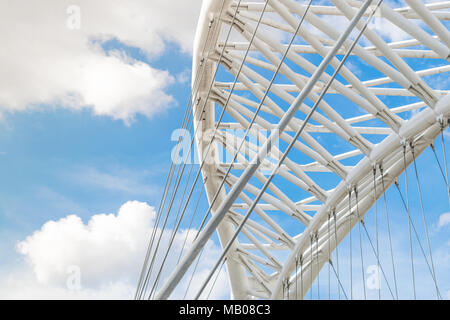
151, 0, 450, 300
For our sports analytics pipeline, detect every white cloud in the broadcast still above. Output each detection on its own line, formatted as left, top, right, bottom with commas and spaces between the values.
0, 201, 228, 299
176, 69, 193, 85
438, 213, 450, 228
368, 17, 411, 43
0, 0, 202, 122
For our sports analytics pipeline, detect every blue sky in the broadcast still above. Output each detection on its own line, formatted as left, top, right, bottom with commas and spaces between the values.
0, 0, 448, 300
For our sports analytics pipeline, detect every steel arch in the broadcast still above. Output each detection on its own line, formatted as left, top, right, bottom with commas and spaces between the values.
158, 0, 450, 300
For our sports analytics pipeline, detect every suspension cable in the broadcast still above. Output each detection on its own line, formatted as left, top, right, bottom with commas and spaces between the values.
395, 181, 443, 299
411, 143, 440, 299
329, 260, 349, 300
207, 258, 226, 300
355, 187, 367, 300
177, 177, 207, 265
380, 165, 399, 299
183, 246, 206, 300
147, 162, 202, 298
315, 232, 320, 300
372, 166, 381, 299
360, 220, 396, 299
148, 170, 206, 298
402, 144, 416, 299
431, 143, 450, 201
333, 211, 340, 300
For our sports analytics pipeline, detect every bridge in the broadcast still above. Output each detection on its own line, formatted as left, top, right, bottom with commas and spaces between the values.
136, 0, 450, 300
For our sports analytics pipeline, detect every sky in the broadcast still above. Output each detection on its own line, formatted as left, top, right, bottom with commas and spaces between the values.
0, 0, 449, 300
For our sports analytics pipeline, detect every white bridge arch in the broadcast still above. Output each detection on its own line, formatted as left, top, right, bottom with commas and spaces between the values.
149, 0, 450, 300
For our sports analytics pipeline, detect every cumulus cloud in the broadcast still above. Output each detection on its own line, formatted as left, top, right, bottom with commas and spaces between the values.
0, 0, 202, 122
1, 201, 228, 299
438, 213, 450, 229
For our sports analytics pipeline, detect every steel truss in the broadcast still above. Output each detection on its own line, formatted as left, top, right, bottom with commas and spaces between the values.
156, 0, 450, 300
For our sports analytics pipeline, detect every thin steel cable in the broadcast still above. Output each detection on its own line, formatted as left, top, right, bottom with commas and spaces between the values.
372, 167, 381, 299
193, 2, 376, 297
394, 180, 443, 299
148, 166, 206, 298
183, 246, 205, 300
355, 187, 367, 300
360, 221, 395, 299
160, 161, 197, 264
402, 145, 416, 299
135, 159, 176, 299
329, 260, 349, 300
177, 177, 207, 265
380, 166, 399, 299
146, 157, 197, 298
137, 121, 195, 299
148, 161, 200, 298
146, 104, 215, 297
431, 143, 450, 204
333, 211, 340, 300
411, 145, 440, 299
137, 100, 196, 298
207, 258, 226, 300
171, 162, 197, 232
144, 137, 200, 299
